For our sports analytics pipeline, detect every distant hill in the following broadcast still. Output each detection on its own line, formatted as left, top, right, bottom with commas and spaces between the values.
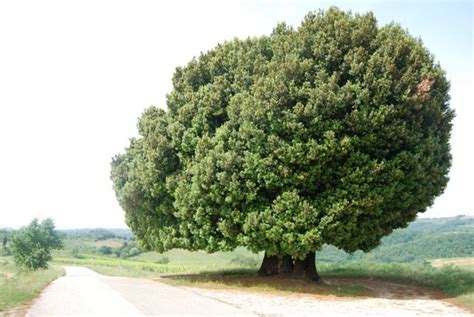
61, 228, 134, 240
318, 215, 474, 263
57, 216, 473, 264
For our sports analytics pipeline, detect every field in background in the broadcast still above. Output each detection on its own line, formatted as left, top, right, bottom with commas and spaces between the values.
53, 216, 474, 265
130, 247, 262, 265
432, 257, 474, 271
53, 253, 258, 276
0, 257, 64, 313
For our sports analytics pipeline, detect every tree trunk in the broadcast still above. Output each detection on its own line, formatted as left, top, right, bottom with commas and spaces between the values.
258, 252, 279, 276
278, 254, 294, 274
292, 251, 320, 282
258, 252, 294, 276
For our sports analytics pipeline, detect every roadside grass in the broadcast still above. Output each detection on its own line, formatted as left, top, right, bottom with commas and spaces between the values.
0, 257, 64, 312
52, 255, 257, 276
318, 261, 474, 309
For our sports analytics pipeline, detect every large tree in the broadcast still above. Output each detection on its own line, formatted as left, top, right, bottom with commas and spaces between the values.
111, 8, 453, 281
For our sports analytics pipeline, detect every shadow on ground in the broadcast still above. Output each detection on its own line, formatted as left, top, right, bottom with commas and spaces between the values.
160, 270, 459, 301
160, 271, 404, 299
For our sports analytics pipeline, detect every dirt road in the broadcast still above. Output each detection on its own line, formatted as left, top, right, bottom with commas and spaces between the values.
189, 283, 473, 317
27, 266, 472, 316
26, 266, 255, 316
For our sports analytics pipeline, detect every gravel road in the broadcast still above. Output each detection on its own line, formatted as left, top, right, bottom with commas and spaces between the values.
27, 266, 472, 317
189, 285, 473, 317
26, 266, 255, 316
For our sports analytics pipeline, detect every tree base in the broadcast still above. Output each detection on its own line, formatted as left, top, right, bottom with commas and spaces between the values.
257, 253, 293, 276
257, 251, 320, 282
292, 251, 320, 282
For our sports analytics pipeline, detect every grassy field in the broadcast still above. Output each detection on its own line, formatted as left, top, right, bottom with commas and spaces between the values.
0, 257, 64, 313
130, 247, 262, 265
431, 257, 474, 271
53, 253, 259, 277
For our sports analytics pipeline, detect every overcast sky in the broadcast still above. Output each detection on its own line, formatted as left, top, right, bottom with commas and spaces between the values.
0, 0, 472, 229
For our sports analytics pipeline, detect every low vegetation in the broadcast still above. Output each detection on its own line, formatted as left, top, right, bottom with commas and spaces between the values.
53, 254, 257, 277
319, 261, 474, 308
0, 257, 64, 313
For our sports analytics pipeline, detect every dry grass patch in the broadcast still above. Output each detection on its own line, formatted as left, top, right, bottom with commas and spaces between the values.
432, 257, 474, 271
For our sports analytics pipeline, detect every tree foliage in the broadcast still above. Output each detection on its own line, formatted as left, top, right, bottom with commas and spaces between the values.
111, 8, 453, 275
10, 218, 63, 270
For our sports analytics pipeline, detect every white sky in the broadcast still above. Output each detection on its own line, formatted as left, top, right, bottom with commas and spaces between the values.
0, 0, 472, 229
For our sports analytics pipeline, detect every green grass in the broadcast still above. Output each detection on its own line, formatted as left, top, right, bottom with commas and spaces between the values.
0, 257, 64, 313
318, 261, 474, 308
53, 254, 258, 277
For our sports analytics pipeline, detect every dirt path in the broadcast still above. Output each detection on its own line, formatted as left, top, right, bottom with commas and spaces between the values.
26, 266, 472, 316
26, 266, 255, 316
186, 280, 473, 317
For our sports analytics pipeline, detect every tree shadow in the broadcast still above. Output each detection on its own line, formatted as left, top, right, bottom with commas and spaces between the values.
161, 267, 473, 309
161, 270, 373, 298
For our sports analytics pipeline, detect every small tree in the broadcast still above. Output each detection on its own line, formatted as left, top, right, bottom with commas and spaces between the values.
10, 218, 63, 270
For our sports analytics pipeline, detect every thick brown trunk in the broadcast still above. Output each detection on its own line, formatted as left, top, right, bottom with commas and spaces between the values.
258, 252, 279, 276
292, 251, 320, 282
258, 252, 294, 276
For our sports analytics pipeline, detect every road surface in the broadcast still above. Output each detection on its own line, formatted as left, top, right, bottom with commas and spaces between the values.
27, 266, 255, 316
27, 266, 472, 316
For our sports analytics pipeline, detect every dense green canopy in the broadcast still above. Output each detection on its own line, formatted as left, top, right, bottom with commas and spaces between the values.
111, 8, 453, 266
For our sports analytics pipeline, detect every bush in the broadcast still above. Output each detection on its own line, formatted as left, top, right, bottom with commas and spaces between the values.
70, 247, 81, 258
230, 256, 260, 267
128, 247, 140, 257
98, 246, 113, 255
156, 256, 170, 264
